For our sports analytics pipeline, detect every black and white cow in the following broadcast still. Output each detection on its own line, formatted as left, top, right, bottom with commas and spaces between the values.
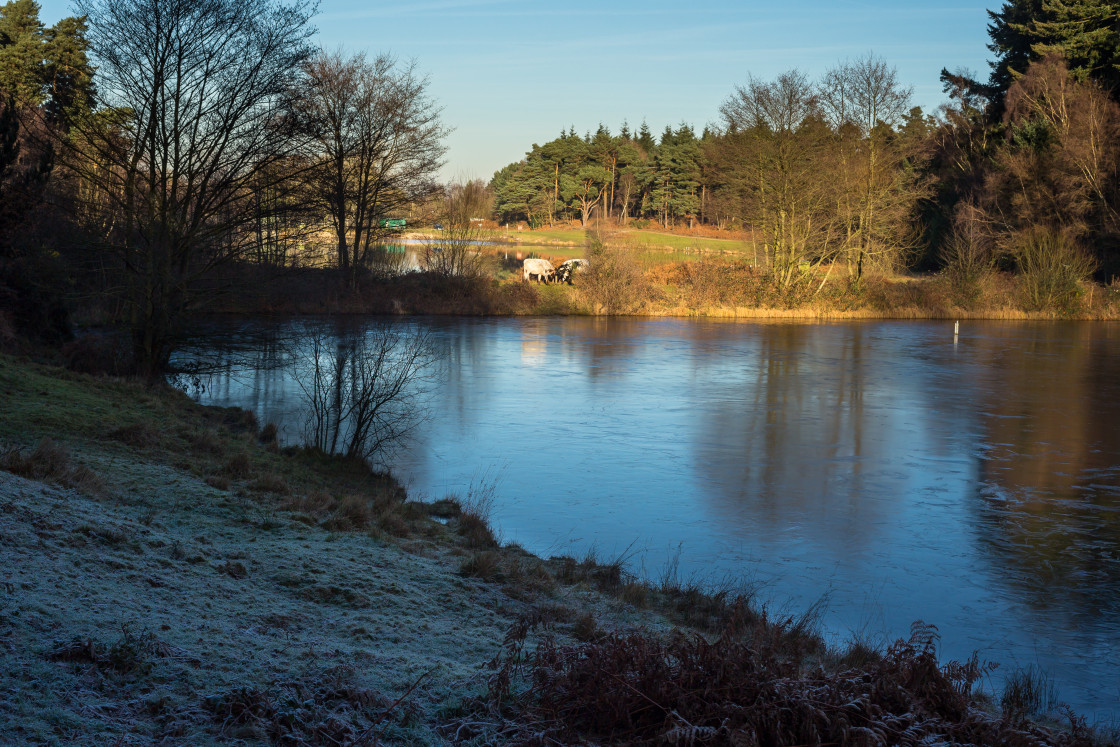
556, 258, 589, 284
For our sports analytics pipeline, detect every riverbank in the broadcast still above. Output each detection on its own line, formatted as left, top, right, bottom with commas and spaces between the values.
198, 261, 1120, 322
0, 353, 680, 743
1, 354, 1113, 744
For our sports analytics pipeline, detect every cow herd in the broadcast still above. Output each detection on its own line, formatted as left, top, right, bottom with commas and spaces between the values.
521, 257, 589, 285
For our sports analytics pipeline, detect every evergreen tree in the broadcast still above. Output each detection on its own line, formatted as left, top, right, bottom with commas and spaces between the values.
0, 0, 93, 124
988, 0, 1120, 98
42, 15, 94, 127
0, 0, 45, 103
649, 126, 700, 227
636, 120, 655, 153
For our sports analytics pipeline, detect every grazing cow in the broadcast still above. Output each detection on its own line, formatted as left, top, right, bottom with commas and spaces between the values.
522, 257, 556, 283
556, 258, 589, 284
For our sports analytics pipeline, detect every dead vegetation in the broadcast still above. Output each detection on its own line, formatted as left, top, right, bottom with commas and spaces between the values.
456, 619, 1102, 747
49, 627, 170, 677
0, 438, 105, 495
201, 665, 423, 745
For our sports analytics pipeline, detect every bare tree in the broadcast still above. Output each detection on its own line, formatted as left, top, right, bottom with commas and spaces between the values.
443, 178, 491, 226
422, 182, 488, 278
297, 50, 448, 280
940, 201, 996, 307
297, 322, 436, 463
720, 71, 840, 292
822, 54, 920, 279
65, 0, 315, 376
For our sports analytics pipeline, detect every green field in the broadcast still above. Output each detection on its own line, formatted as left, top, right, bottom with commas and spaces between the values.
502, 227, 750, 254
622, 230, 748, 254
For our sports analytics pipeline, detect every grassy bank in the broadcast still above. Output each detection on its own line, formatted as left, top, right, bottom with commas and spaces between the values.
202, 258, 1120, 321
1, 355, 1114, 744
178, 228, 1120, 321
0, 354, 675, 743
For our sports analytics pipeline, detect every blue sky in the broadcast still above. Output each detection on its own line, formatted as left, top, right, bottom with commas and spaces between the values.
37, 0, 999, 182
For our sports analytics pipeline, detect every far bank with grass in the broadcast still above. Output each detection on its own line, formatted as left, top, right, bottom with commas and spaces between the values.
190, 226, 1120, 322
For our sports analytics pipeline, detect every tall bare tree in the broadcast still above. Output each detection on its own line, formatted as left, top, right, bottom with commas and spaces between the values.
823, 54, 920, 279
297, 50, 447, 279
69, 0, 316, 376
720, 71, 840, 292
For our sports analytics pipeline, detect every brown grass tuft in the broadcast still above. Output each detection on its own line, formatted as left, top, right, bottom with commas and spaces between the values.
187, 428, 223, 456
248, 473, 290, 495
49, 627, 168, 676
457, 510, 497, 549
571, 612, 599, 642
258, 422, 279, 444
217, 560, 248, 579
201, 665, 410, 744
323, 494, 373, 531
459, 550, 502, 581
1, 438, 105, 494
219, 452, 252, 478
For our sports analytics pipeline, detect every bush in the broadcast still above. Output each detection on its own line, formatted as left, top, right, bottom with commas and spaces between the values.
680, 260, 756, 308
941, 203, 996, 309
579, 229, 655, 314
1007, 227, 1095, 312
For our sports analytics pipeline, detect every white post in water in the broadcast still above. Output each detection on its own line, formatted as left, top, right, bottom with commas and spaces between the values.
954, 320, 960, 339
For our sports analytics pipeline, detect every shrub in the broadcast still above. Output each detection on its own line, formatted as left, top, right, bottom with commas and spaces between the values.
940, 204, 996, 309
579, 229, 655, 314
681, 259, 755, 308
1007, 226, 1095, 312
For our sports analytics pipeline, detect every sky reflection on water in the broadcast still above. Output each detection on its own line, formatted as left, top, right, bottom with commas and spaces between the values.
177, 317, 1120, 722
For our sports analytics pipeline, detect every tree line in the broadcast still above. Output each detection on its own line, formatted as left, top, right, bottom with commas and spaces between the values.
3, 0, 1120, 377
0, 0, 448, 376
490, 0, 1120, 293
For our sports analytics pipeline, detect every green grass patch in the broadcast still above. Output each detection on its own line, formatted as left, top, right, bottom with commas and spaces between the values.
510, 228, 586, 244
622, 230, 749, 254
0, 354, 398, 505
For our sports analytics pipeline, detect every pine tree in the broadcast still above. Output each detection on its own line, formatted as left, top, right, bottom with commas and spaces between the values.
42, 15, 94, 127
987, 0, 1120, 98
0, 0, 45, 103
0, 0, 93, 123
636, 121, 655, 153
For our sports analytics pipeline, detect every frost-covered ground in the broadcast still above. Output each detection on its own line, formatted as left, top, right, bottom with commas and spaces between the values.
0, 356, 664, 745
0, 462, 667, 744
